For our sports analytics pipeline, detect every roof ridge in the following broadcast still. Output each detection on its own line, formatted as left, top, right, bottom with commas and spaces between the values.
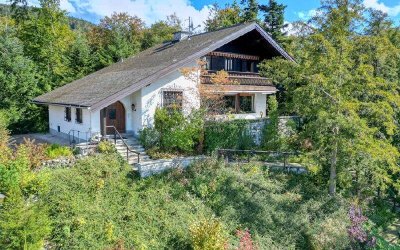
189, 21, 255, 38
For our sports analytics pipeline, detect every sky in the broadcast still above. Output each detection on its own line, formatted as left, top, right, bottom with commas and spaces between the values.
1, 0, 400, 29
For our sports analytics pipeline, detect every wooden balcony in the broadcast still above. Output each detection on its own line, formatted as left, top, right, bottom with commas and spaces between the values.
200, 70, 272, 86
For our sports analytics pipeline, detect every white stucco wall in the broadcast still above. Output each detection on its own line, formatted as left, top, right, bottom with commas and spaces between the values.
49, 105, 100, 140
141, 64, 200, 128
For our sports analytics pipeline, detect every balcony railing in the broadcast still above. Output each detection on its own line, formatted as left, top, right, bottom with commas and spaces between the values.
201, 70, 272, 86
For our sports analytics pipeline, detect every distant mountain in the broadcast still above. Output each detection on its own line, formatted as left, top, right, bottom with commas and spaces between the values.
0, 3, 95, 31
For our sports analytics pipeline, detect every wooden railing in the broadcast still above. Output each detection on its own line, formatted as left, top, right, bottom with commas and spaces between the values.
105, 126, 140, 163
201, 70, 272, 86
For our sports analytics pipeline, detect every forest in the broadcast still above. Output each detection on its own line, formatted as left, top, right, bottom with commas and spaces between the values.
0, 0, 400, 249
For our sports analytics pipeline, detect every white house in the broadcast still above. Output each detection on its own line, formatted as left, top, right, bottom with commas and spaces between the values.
33, 22, 294, 141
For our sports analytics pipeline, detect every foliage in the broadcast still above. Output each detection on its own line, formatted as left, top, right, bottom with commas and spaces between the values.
189, 217, 227, 250
259, 0, 288, 43
204, 119, 255, 153
205, 2, 243, 32
261, 96, 282, 151
0, 189, 51, 250
0, 131, 51, 250
0, 30, 44, 133
259, 0, 400, 196
141, 108, 204, 155
45, 144, 73, 159
97, 140, 116, 154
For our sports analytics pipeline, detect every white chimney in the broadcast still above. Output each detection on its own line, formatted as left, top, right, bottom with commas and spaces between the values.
173, 31, 192, 41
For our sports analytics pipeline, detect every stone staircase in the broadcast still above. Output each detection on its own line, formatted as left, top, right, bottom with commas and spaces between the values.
107, 134, 151, 168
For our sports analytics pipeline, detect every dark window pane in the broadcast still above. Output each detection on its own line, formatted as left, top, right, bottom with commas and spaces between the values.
239, 95, 254, 113
65, 107, 71, 122
223, 95, 236, 112
109, 109, 116, 120
76, 108, 83, 124
212, 56, 225, 71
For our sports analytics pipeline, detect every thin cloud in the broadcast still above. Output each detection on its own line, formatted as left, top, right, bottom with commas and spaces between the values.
363, 0, 400, 16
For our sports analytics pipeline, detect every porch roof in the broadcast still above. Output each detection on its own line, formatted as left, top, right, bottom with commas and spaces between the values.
33, 22, 293, 110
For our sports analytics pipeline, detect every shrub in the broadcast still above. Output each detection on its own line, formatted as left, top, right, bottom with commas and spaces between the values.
261, 96, 282, 151
189, 217, 227, 250
98, 141, 116, 154
46, 144, 73, 159
140, 108, 204, 155
204, 119, 254, 153
138, 127, 160, 149
0, 189, 51, 250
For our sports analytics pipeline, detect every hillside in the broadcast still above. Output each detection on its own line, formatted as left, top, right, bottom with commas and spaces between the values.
0, 3, 95, 31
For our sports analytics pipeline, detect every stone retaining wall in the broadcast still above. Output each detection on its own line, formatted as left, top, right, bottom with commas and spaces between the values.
246, 116, 300, 145
135, 156, 206, 178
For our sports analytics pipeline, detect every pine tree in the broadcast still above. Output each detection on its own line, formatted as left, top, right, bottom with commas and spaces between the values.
241, 0, 259, 22
259, 0, 288, 42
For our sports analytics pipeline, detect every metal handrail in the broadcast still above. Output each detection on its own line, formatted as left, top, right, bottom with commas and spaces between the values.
105, 126, 140, 163
68, 129, 90, 147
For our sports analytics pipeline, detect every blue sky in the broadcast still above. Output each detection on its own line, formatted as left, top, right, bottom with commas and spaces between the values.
1, 0, 400, 28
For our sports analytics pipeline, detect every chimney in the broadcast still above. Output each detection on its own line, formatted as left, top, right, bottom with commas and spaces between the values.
173, 31, 192, 42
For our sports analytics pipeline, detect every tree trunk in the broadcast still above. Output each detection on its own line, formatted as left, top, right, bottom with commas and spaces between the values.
329, 126, 339, 196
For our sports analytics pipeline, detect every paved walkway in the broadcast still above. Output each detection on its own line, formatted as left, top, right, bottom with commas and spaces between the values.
11, 133, 70, 146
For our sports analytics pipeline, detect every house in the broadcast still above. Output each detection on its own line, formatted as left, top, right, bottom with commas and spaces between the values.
33, 22, 294, 141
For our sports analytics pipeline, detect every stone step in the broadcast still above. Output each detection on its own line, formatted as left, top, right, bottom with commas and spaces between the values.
116, 146, 145, 153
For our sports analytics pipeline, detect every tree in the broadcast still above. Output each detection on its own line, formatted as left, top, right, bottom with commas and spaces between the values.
65, 32, 94, 81
241, 0, 259, 22
16, 0, 75, 89
259, 0, 288, 42
0, 30, 45, 133
260, 0, 400, 196
204, 2, 242, 32
141, 20, 180, 49
88, 12, 145, 67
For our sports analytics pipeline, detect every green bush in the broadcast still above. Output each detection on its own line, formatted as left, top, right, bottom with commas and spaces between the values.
45, 144, 73, 159
189, 217, 227, 250
204, 119, 255, 153
262, 95, 282, 151
138, 126, 160, 149
140, 108, 204, 155
97, 141, 116, 154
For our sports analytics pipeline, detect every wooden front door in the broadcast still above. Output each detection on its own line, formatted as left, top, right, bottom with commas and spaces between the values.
106, 101, 126, 134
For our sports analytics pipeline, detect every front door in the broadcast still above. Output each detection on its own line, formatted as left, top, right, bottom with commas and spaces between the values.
106, 101, 126, 134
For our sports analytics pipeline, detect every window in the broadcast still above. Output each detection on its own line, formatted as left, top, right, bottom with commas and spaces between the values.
64, 107, 71, 122
224, 58, 233, 71
75, 108, 83, 124
163, 90, 183, 111
239, 95, 254, 113
108, 109, 116, 120
205, 56, 211, 70
221, 94, 255, 114
223, 95, 236, 112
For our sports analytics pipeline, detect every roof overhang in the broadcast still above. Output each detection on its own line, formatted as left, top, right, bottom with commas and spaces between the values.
32, 100, 90, 108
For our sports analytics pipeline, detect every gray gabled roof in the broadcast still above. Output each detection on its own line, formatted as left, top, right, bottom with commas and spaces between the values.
33, 22, 294, 111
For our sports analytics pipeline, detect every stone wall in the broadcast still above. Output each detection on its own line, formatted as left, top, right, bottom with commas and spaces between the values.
135, 156, 206, 178
246, 116, 300, 145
